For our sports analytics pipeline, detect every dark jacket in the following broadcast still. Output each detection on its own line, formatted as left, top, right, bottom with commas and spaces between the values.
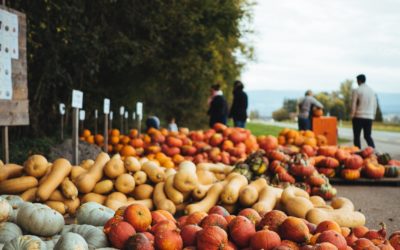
229, 88, 248, 121
208, 95, 228, 127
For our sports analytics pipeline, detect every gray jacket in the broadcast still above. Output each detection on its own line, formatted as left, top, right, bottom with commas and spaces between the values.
298, 96, 323, 119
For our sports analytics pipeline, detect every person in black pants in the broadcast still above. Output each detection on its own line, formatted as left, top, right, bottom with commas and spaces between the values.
351, 74, 377, 148
229, 80, 248, 128
207, 84, 228, 128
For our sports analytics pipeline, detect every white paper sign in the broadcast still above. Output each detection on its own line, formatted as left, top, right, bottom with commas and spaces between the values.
103, 98, 110, 114
132, 112, 136, 120
79, 110, 85, 121
0, 9, 19, 59
94, 109, 98, 118
110, 111, 114, 120
59, 103, 65, 115
0, 57, 12, 99
71, 90, 83, 109
124, 111, 128, 119
136, 102, 143, 116
119, 106, 125, 115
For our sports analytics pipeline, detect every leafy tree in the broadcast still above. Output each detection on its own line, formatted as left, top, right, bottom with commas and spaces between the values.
272, 108, 289, 121
339, 79, 354, 120
375, 95, 383, 122
283, 98, 298, 113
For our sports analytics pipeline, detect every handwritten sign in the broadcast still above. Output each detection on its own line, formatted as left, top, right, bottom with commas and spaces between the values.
72, 90, 83, 109
103, 98, 110, 114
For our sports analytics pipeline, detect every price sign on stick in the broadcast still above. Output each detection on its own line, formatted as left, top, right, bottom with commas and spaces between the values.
124, 111, 128, 119
59, 103, 65, 115
79, 110, 85, 121
132, 112, 136, 120
94, 109, 98, 118
136, 102, 143, 119
120, 106, 125, 115
110, 111, 114, 120
71, 90, 83, 109
103, 98, 110, 114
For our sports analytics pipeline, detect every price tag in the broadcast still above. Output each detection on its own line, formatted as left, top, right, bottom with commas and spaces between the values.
136, 102, 143, 116
103, 98, 110, 114
94, 109, 98, 118
71, 90, 83, 109
110, 111, 114, 120
59, 103, 65, 115
119, 106, 125, 115
132, 112, 136, 120
79, 110, 86, 121
124, 111, 128, 119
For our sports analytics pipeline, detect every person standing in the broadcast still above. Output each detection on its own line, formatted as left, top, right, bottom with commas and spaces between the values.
207, 84, 228, 128
351, 74, 377, 148
229, 80, 248, 128
297, 90, 323, 131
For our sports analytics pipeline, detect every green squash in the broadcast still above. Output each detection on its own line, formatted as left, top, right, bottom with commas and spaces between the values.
384, 165, 399, 178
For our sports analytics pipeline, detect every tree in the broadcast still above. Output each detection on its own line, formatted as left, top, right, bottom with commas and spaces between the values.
375, 96, 383, 122
283, 99, 298, 113
272, 108, 289, 121
339, 79, 354, 120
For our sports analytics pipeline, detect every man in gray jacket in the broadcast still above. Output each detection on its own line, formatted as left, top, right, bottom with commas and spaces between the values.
351, 74, 377, 148
297, 90, 324, 131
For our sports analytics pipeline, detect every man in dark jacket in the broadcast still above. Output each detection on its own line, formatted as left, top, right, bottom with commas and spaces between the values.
207, 84, 228, 128
229, 80, 248, 128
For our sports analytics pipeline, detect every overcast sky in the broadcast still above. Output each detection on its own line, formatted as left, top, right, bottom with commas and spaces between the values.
241, 0, 400, 93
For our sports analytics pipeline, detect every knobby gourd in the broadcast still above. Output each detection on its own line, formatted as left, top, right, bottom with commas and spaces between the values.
24, 155, 48, 178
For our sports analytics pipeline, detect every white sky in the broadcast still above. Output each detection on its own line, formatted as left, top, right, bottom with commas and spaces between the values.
241, 0, 400, 93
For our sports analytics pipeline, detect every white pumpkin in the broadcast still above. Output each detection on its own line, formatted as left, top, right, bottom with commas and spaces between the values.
41, 235, 60, 249
61, 224, 108, 249
3, 235, 46, 250
76, 202, 114, 226
16, 203, 64, 237
0, 222, 23, 244
0, 196, 24, 209
0, 198, 12, 223
55, 232, 88, 250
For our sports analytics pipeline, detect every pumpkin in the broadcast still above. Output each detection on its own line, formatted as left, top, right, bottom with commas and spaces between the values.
42, 235, 61, 249
54, 232, 88, 250
108, 221, 136, 249
0, 195, 24, 209
24, 155, 49, 178
364, 162, 385, 179
124, 204, 152, 232
61, 224, 108, 249
250, 229, 281, 250
76, 202, 114, 226
123, 233, 154, 250
0, 198, 12, 223
229, 215, 256, 247
341, 169, 361, 180
279, 217, 311, 243
384, 165, 399, 178
154, 229, 183, 250
115, 173, 136, 194
104, 154, 125, 179
17, 202, 64, 237
3, 235, 46, 250
0, 222, 23, 244
197, 226, 228, 250
344, 155, 363, 170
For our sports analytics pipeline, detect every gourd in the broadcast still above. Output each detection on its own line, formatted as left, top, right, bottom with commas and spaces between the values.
0, 164, 24, 182
153, 182, 176, 214
93, 180, 114, 194
76, 202, 114, 226
24, 155, 48, 178
3, 235, 46, 250
0, 222, 23, 244
36, 158, 72, 201
384, 165, 399, 178
74, 152, 110, 193
281, 186, 314, 218
54, 232, 88, 250
173, 161, 198, 192
45, 201, 67, 215
20, 187, 38, 202
0, 195, 24, 209
81, 193, 107, 204
141, 161, 165, 183
126, 198, 154, 210
164, 174, 186, 204
0, 198, 12, 222
115, 173, 135, 194
133, 184, 154, 200
61, 224, 108, 249
37, 164, 53, 185
192, 183, 213, 200
197, 162, 234, 174
61, 177, 78, 200
185, 181, 226, 214
252, 185, 283, 214
310, 196, 326, 207
17, 202, 64, 236
0, 176, 38, 194
104, 154, 125, 179
80, 159, 94, 169
239, 178, 268, 207
196, 169, 217, 185
49, 189, 65, 202
220, 174, 248, 204
306, 197, 366, 227
124, 156, 141, 172
105, 192, 128, 211
70, 166, 87, 181
64, 198, 81, 216
165, 168, 177, 178
133, 170, 147, 185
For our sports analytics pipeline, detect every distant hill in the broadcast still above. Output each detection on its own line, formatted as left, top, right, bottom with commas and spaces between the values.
247, 89, 400, 118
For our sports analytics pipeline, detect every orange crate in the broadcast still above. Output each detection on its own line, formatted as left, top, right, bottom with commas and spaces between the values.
312, 117, 337, 145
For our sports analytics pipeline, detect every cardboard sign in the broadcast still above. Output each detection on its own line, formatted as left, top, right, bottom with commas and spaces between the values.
119, 106, 125, 115
59, 103, 65, 115
136, 102, 143, 116
124, 111, 128, 119
110, 111, 113, 120
103, 98, 110, 114
72, 90, 83, 109
79, 110, 85, 121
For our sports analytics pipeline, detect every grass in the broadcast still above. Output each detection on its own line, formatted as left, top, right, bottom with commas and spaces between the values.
339, 121, 400, 133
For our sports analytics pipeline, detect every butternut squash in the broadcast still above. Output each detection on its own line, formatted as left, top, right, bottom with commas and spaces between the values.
81, 193, 107, 205
45, 201, 66, 215
126, 198, 154, 210
165, 168, 177, 178
105, 192, 128, 211
153, 182, 176, 215
141, 161, 165, 183
64, 198, 80, 216
220, 174, 248, 204
173, 161, 198, 192
74, 152, 110, 193
252, 185, 283, 214
124, 156, 141, 172
49, 190, 65, 202
197, 163, 233, 174
104, 154, 125, 179
185, 181, 226, 214
133, 184, 154, 200
221, 203, 238, 214
24, 155, 49, 178
214, 173, 227, 181
61, 178, 78, 200
107, 192, 127, 202
176, 202, 189, 213
306, 197, 366, 227
0, 176, 38, 194
20, 187, 38, 202
36, 158, 72, 201
192, 183, 213, 200
93, 180, 114, 194
280, 186, 314, 218
139, 157, 149, 165
133, 171, 147, 185
70, 166, 87, 181
239, 178, 268, 207
80, 159, 94, 169
38, 164, 53, 185
115, 174, 135, 194
196, 169, 217, 185
310, 196, 326, 207
0, 164, 24, 181
164, 175, 186, 205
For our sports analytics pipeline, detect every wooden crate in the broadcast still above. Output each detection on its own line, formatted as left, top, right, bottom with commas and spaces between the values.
313, 117, 337, 145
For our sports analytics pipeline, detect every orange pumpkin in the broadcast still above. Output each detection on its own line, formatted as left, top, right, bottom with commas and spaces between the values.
250, 229, 281, 250
108, 221, 136, 249
197, 226, 229, 250
124, 204, 152, 232
279, 217, 310, 243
